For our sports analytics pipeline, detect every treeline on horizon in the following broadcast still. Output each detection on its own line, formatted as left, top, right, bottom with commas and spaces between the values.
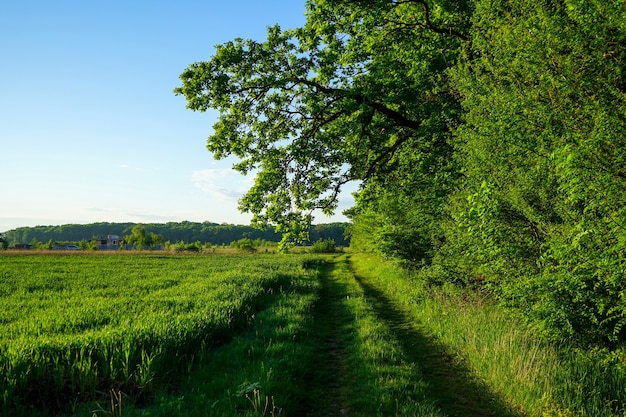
3, 221, 350, 247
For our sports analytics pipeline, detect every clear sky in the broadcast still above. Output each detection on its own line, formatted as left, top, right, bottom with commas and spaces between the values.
0, 0, 356, 232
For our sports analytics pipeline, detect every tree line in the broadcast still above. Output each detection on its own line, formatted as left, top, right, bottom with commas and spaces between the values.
176, 0, 626, 345
3, 221, 349, 247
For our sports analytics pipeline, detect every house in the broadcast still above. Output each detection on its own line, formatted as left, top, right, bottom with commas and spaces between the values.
94, 235, 120, 250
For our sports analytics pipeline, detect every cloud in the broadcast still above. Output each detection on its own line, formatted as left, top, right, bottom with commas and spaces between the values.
191, 169, 251, 201
124, 211, 179, 222
119, 163, 142, 172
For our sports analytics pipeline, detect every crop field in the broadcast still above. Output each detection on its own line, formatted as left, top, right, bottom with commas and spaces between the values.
0, 252, 320, 416
4, 251, 621, 417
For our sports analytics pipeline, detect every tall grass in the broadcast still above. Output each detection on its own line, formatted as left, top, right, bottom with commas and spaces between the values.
5, 251, 624, 415
350, 252, 626, 416
94, 254, 448, 416
0, 253, 316, 416
72, 255, 325, 416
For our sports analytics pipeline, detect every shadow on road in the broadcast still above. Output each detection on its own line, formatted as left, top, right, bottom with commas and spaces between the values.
298, 259, 353, 417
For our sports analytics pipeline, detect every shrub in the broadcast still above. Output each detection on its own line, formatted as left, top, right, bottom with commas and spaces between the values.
230, 238, 257, 252
310, 238, 336, 253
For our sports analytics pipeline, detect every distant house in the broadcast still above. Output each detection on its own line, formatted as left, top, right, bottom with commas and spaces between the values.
14, 243, 32, 250
93, 235, 120, 250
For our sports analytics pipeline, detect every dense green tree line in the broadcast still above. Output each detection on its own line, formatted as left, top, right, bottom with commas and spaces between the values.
176, 0, 626, 344
4, 221, 349, 247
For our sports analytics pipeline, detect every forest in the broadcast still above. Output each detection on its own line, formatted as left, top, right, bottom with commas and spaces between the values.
175, 0, 626, 346
3, 221, 349, 247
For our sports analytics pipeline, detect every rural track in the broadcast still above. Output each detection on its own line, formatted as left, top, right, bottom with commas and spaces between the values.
301, 258, 351, 417
303, 255, 522, 417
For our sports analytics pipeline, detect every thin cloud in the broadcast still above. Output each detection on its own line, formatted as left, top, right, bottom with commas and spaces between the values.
119, 164, 142, 172
191, 169, 251, 201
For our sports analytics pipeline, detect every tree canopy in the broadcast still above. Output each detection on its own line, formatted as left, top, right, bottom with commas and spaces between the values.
177, 0, 626, 345
175, 0, 470, 247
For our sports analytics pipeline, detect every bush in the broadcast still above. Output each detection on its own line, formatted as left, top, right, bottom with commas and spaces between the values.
230, 238, 257, 252
310, 238, 337, 253
168, 241, 202, 253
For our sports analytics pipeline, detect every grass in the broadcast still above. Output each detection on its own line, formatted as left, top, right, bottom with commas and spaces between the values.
0, 252, 319, 416
74, 254, 452, 416
325, 256, 445, 416
3, 250, 625, 416
75, 253, 443, 416
349, 252, 626, 416
69, 255, 323, 416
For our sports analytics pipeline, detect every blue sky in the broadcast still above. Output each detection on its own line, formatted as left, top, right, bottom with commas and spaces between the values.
0, 1, 356, 232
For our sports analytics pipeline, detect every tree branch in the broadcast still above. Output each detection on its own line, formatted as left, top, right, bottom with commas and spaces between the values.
391, 0, 469, 41
361, 132, 412, 180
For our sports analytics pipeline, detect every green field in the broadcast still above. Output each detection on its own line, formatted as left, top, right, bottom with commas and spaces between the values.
0, 252, 322, 416
3, 252, 625, 417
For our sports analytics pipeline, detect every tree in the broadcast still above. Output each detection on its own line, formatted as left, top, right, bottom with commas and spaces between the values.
176, 0, 626, 343
0, 233, 7, 250
175, 0, 471, 249
124, 225, 164, 250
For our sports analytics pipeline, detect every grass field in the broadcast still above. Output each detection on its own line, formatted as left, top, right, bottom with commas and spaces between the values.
0, 251, 320, 416
3, 251, 626, 416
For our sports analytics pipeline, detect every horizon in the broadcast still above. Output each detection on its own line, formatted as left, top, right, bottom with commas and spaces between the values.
3, 218, 351, 233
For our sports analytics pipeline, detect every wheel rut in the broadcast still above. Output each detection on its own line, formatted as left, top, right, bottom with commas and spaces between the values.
301, 256, 521, 417
302, 259, 351, 417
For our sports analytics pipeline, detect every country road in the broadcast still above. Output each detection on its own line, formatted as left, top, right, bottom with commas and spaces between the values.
303, 255, 522, 417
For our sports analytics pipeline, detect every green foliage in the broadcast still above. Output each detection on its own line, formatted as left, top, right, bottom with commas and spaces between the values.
309, 238, 336, 253
4, 221, 350, 247
175, 0, 469, 246
124, 225, 164, 250
153, 0, 626, 344
271, 0, 625, 344
445, 0, 626, 343
167, 240, 203, 252
230, 238, 257, 252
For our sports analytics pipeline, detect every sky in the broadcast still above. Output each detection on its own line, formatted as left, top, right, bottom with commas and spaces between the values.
0, 1, 357, 233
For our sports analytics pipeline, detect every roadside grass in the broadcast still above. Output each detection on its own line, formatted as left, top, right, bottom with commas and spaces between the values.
349, 252, 626, 417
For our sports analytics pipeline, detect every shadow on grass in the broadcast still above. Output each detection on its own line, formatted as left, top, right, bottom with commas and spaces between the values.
349, 262, 524, 417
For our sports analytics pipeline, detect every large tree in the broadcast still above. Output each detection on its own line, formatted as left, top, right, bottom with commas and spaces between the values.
177, 0, 626, 344
175, 0, 471, 249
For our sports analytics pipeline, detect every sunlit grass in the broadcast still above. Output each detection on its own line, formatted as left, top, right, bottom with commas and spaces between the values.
0, 253, 317, 416
311, 255, 444, 416
4, 251, 622, 416
350, 252, 626, 416
88, 254, 447, 416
